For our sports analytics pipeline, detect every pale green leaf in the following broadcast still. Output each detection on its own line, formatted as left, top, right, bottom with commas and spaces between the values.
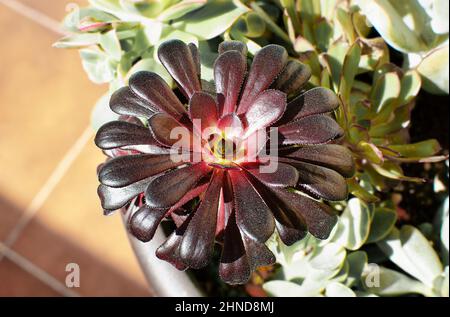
366, 208, 397, 243
158, 0, 206, 22
263, 280, 320, 297
346, 251, 368, 287
398, 70, 422, 105
362, 265, 430, 296
400, 225, 443, 285
171, 0, 249, 40
417, 44, 449, 94
100, 29, 122, 60
389, 139, 442, 158
370, 72, 401, 113
325, 282, 356, 297
356, 141, 384, 164
354, 0, 427, 53
378, 227, 443, 287
53, 33, 100, 49
339, 42, 361, 102
125, 58, 173, 86
332, 198, 371, 250
80, 48, 116, 83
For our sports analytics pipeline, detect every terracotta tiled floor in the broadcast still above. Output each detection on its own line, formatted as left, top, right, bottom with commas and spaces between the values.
0, 0, 152, 296
0, 259, 61, 296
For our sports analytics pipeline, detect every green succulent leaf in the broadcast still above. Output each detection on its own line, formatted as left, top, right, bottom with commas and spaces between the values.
347, 178, 379, 203
388, 139, 442, 158
280, 0, 301, 33
440, 267, 449, 296
378, 226, 443, 287
437, 196, 449, 266
171, 0, 249, 40
100, 29, 122, 61
371, 161, 425, 183
398, 70, 422, 105
355, 0, 429, 53
158, 0, 207, 22
309, 242, 347, 273
125, 58, 173, 86
80, 48, 117, 83
370, 71, 401, 114
313, 19, 333, 52
366, 208, 397, 244
346, 251, 368, 287
263, 280, 320, 297
325, 282, 356, 297
53, 33, 101, 49
322, 42, 348, 91
335, 8, 356, 44
416, 44, 450, 95
399, 225, 444, 285
357, 141, 384, 165
332, 198, 371, 250
88, 0, 153, 22
362, 265, 430, 296
358, 38, 390, 71
340, 41, 362, 102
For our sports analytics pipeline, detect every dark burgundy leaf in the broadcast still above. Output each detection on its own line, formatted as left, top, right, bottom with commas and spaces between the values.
218, 40, 248, 56
214, 50, 247, 115
219, 211, 251, 285
97, 176, 153, 211
244, 172, 307, 246
273, 188, 338, 239
242, 233, 275, 269
155, 215, 192, 271
280, 87, 339, 123
145, 163, 212, 209
157, 39, 201, 98
288, 160, 348, 201
189, 92, 219, 133
188, 43, 201, 79
243, 89, 286, 136
281, 144, 355, 178
271, 60, 311, 97
238, 45, 288, 114
129, 71, 187, 119
110, 86, 157, 118
242, 162, 299, 187
128, 205, 167, 242
278, 115, 344, 145
274, 216, 307, 246
98, 154, 184, 188
148, 113, 192, 148
95, 121, 158, 150
229, 170, 274, 243
217, 113, 244, 137
179, 170, 223, 269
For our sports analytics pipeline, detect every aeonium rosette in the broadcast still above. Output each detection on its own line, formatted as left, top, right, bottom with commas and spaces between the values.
94, 39, 355, 284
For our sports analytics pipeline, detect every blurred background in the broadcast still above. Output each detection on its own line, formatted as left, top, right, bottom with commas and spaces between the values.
0, 0, 152, 296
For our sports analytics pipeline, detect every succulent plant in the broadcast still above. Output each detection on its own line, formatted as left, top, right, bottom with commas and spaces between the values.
264, 197, 449, 297
332, 45, 447, 202
55, 0, 250, 129
355, 0, 449, 95
56, 0, 448, 297
94, 39, 355, 284
257, 1, 448, 201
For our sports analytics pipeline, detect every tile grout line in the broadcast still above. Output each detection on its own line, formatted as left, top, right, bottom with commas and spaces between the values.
0, 126, 94, 261
0, 0, 88, 297
0, 0, 67, 35
0, 241, 80, 297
